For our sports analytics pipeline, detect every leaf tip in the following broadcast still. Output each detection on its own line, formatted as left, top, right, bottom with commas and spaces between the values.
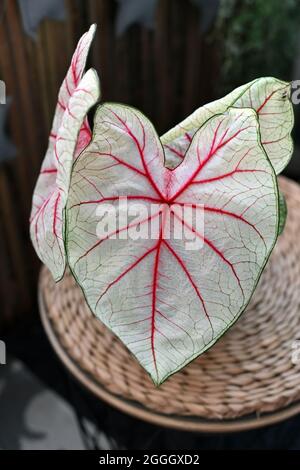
89, 23, 97, 35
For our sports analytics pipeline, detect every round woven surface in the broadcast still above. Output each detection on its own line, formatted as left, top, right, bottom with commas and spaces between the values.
39, 176, 300, 432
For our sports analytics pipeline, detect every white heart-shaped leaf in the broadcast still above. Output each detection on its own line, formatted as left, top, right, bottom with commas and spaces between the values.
162, 77, 293, 174
30, 25, 100, 281
30, 69, 100, 281
66, 104, 279, 384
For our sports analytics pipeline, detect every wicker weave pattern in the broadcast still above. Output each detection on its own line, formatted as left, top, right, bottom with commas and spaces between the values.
40, 176, 300, 421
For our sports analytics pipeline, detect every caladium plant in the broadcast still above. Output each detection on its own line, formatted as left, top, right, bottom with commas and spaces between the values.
30, 24, 294, 385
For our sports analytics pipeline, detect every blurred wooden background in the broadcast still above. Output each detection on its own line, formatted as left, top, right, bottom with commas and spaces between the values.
0, 0, 219, 325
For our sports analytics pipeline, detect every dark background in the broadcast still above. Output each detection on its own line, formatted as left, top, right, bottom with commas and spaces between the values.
1, 0, 300, 450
